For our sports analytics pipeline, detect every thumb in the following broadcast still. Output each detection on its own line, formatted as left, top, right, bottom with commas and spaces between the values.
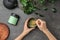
29, 28, 35, 31
36, 20, 41, 27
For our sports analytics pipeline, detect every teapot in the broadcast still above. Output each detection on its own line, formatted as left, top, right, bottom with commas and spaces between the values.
3, 0, 18, 9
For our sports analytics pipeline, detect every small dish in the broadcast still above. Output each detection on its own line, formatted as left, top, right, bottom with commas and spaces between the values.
0, 23, 10, 40
28, 18, 36, 28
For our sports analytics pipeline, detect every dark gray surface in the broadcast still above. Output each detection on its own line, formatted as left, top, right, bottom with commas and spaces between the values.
0, 0, 60, 40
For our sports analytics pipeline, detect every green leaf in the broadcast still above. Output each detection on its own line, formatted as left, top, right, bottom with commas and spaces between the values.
24, 6, 36, 14
49, 0, 56, 3
39, 0, 46, 5
51, 8, 57, 13
43, 7, 48, 11
20, 0, 28, 6
23, 1, 36, 14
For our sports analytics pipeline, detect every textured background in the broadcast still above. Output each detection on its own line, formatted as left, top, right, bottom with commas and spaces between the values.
0, 0, 60, 40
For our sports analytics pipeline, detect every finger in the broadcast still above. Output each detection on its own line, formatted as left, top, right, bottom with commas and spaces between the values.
29, 28, 35, 31
25, 18, 31, 25
37, 19, 46, 24
36, 19, 41, 25
36, 20, 40, 27
37, 19, 43, 22
24, 18, 31, 29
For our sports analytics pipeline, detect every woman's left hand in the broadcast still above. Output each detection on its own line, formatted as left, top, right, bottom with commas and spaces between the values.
15, 18, 35, 40
22, 18, 35, 35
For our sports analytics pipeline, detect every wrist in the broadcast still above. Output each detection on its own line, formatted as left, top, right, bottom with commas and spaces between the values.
21, 31, 27, 38
42, 28, 49, 33
15, 32, 27, 40
42, 28, 57, 40
22, 31, 28, 36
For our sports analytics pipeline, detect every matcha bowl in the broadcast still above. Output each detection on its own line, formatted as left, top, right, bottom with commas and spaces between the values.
28, 18, 37, 28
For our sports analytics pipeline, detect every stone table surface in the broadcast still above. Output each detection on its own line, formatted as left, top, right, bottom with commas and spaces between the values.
0, 0, 60, 40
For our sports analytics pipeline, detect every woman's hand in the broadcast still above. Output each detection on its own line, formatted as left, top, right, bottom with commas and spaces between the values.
22, 18, 35, 35
15, 18, 57, 40
36, 19, 57, 40
36, 19, 47, 32
15, 18, 35, 40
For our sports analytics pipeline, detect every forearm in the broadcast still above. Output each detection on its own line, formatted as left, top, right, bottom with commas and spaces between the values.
43, 29, 57, 40
15, 32, 26, 40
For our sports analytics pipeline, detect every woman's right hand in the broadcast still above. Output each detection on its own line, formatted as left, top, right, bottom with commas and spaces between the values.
36, 19, 57, 40
36, 19, 48, 32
